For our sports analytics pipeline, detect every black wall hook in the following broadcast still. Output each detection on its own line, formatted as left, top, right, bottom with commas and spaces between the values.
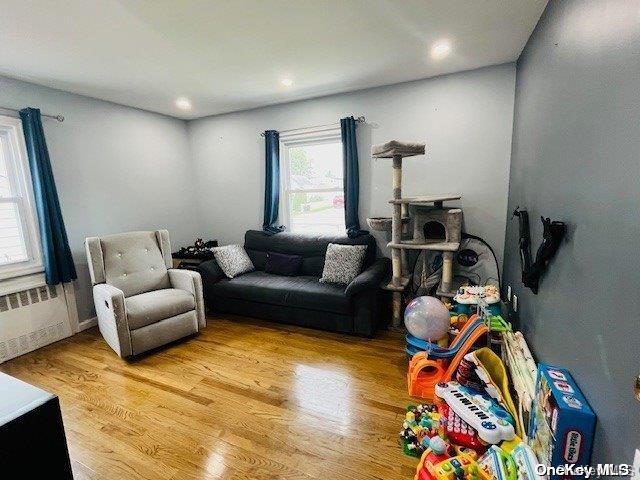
513, 207, 566, 294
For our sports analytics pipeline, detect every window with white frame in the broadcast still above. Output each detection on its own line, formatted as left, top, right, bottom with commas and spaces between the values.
0, 115, 42, 279
280, 128, 345, 234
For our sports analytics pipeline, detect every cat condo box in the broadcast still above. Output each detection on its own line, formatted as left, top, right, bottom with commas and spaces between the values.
528, 363, 596, 479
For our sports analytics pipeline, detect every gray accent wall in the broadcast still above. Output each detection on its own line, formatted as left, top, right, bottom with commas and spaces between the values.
503, 0, 640, 464
0, 76, 200, 322
189, 64, 517, 266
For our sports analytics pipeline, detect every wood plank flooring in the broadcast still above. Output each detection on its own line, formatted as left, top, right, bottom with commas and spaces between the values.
1, 315, 418, 480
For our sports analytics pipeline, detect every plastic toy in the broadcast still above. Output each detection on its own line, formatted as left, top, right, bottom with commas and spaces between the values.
528, 364, 596, 478
454, 285, 500, 305
434, 382, 515, 444
414, 439, 491, 480
439, 403, 486, 452
407, 318, 488, 400
477, 445, 517, 480
406, 316, 484, 358
399, 404, 441, 457
456, 347, 523, 438
405, 296, 451, 342
510, 443, 545, 480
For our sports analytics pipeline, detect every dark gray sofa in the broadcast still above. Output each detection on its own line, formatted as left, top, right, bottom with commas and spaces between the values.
197, 230, 389, 336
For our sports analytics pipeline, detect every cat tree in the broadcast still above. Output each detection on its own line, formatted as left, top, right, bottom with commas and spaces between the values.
367, 140, 463, 328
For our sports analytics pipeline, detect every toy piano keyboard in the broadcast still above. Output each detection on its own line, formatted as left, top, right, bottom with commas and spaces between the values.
439, 403, 486, 452
435, 382, 515, 444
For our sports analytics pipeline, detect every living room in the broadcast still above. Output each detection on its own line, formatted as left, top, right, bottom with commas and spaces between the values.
0, 1, 638, 479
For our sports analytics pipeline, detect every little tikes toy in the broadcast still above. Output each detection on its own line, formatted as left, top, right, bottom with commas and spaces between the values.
511, 443, 545, 480
456, 347, 524, 438
528, 364, 596, 479
477, 445, 517, 480
414, 437, 491, 480
439, 403, 486, 452
435, 382, 515, 444
408, 318, 488, 400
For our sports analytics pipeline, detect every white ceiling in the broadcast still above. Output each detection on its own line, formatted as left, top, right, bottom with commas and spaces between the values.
0, 0, 547, 119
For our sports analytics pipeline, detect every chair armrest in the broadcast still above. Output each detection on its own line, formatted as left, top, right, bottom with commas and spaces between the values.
197, 259, 226, 284
93, 283, 131, 358
345, 257, 390, 297
168, 269, 206, 329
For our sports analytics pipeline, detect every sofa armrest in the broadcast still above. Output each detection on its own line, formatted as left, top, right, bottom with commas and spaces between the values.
168, 269, 206, 329
197, 259, 226, 285
93, 283, 131, 358
345, 257, 390, 297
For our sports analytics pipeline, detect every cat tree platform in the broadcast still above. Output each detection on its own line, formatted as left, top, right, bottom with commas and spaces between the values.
387, 240, 460, 251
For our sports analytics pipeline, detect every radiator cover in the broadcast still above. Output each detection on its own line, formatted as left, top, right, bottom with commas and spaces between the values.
0, 284, 73, 363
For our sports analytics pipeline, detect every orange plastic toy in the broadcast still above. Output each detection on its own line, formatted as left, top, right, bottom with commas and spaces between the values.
408, 315, 488, 400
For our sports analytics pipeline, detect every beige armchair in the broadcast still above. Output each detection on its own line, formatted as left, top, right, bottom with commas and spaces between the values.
85, 230, 205, 358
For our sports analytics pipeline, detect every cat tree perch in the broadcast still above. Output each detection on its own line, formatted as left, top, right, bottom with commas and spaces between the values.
368, 140, 463, 328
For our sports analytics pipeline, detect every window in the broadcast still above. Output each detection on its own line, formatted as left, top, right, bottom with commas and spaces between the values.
280, 128, 345, 234
0, 115, 42, 279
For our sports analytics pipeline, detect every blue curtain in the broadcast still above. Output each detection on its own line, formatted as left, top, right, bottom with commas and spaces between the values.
262, 130, 285, 235
340, 116, 367, 238
19, 108, 77, 285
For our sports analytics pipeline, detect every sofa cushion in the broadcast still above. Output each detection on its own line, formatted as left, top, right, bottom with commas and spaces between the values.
244, 230, 376, 276
125, 288, 196, 330
264, 251, 302, 276
210, 271, 351, 314
212, 244, 255, 279
320, 243, 367, 285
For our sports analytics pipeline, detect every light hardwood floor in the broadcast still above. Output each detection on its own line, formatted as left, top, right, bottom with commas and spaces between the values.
1, 315, 418, 480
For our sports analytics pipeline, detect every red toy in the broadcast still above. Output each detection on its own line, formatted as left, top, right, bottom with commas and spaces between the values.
439, 403, 486, 452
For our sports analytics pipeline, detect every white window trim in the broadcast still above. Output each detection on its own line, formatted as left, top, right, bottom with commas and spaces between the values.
279, 126, 344, 233
0, 115, 43, 280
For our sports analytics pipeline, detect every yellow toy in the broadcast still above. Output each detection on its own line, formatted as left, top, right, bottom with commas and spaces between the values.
456, 347, 524, 437
414, 441, 492, 480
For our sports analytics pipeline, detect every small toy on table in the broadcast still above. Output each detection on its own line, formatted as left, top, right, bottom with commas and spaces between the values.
400, 404, 441, 457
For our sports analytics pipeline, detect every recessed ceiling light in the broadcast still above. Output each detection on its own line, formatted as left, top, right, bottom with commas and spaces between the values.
430, 40, 452, 60
281, 78, 294, 87
175, 97, 192, 110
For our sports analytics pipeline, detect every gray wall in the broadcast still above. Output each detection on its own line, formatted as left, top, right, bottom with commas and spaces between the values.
503, 0, 640, 465
0, 76, 200, 321
189, 64, 516, 265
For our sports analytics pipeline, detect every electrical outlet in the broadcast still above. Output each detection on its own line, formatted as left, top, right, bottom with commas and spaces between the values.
507, 285, 512, 301
512, 294, 518, 312
631, 449, 640, 480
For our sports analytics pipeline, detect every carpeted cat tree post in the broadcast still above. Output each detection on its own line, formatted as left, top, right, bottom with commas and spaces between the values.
370, 141, 425, 328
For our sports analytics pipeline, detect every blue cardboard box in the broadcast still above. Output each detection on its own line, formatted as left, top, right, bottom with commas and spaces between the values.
528, 364, 596, 478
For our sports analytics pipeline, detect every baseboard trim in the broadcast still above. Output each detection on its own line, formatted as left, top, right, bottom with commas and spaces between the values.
78, 317, 97, 331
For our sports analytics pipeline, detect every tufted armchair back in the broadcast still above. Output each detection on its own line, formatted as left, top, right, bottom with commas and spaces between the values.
86, 230, 172, 297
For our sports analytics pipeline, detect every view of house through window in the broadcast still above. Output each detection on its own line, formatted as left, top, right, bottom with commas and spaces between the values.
284, 140, 345, 234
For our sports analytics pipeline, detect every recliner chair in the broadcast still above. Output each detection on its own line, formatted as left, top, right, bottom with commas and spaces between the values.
85, 230, 205, 358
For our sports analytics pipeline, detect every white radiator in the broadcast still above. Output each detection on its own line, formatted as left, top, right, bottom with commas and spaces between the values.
0, 283, 73, 363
